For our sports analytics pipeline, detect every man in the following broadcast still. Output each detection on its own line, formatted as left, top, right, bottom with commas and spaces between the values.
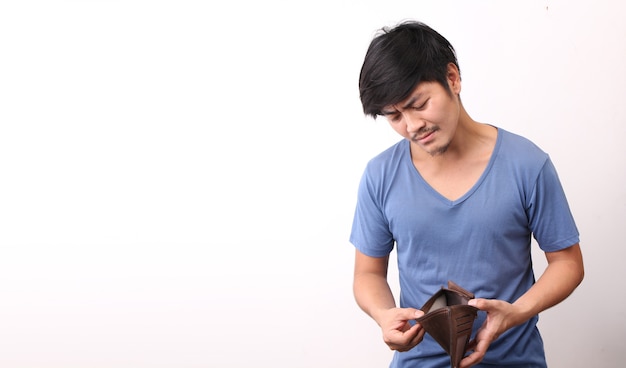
350, 21, 584, 367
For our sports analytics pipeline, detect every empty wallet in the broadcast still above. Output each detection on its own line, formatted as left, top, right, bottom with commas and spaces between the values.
416, 281, 479, 368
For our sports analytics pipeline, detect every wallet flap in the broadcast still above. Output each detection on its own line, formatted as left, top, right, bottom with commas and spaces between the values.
447, 280, 475, 299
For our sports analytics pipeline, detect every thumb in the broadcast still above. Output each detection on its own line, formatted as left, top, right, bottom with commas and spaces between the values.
401, 307, 424, 319
468, 298, 489, 311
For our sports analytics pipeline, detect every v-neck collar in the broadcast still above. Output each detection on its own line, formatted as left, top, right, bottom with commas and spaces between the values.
404, 127, 502, 207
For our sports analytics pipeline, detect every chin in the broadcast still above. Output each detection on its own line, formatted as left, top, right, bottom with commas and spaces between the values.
427, 143, 450, 156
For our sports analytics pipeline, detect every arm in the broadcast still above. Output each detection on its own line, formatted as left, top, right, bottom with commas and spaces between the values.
353, 249, 425, 352
461, 243, 584, 367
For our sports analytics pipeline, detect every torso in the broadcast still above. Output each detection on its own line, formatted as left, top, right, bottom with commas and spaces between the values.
350, 127, 576, 366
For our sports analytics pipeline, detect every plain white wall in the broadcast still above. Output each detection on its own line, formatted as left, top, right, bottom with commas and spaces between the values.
1, 0, 624, 367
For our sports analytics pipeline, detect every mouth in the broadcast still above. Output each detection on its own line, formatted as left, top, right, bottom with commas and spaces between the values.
413, 129, 437, 143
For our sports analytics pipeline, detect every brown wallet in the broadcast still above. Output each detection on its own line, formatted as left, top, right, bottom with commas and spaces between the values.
416, 281, 479, 368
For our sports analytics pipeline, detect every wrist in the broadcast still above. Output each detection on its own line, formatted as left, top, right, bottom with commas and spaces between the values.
510, 299, 538, 326
370, 305, 396, 326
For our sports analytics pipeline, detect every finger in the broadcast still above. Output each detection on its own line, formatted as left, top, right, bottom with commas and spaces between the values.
414, 308, 425, 318
398, 307, 424, 320
459, 350, 483, 368
460, 336, 490, 368
465, 338, 477, 352
386, 322, 423, 351
412, 326, 425, 344
468, 298, 489, 311
404, 323, 425, 349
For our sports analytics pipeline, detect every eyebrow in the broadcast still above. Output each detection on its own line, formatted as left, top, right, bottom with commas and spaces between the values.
380, 93, 424, 116
380, 109, 398, 116
401, 93, 423, 110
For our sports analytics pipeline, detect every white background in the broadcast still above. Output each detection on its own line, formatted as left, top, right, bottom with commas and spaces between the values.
1, 0, 624, 367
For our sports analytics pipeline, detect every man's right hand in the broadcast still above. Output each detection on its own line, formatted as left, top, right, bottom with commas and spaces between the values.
379, 307, 426, 352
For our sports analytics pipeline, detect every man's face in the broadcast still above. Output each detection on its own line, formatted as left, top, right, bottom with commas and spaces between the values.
380, 68, 462, 157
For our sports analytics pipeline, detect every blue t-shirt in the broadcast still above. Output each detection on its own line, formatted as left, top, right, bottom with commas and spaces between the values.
350, 128, 579, 367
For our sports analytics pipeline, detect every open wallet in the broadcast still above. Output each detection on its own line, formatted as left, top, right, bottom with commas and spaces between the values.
416, 281, 479, 368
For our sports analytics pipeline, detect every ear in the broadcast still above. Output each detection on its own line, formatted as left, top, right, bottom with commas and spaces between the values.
446, 63, 462, 95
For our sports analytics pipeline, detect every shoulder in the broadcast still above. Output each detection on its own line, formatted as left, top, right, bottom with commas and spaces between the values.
490, 128, 558, 197
496, 128, 549, 167
498, 128, 547, 157
363, 139, 407, 174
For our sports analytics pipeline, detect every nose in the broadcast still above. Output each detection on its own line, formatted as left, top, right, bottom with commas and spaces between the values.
403, 112, 425, 134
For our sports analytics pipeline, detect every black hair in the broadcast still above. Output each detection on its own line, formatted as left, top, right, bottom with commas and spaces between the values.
359, 21, 460, 118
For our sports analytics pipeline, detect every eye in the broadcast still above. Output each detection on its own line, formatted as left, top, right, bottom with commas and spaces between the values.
388, 114, 401, 123
413, 99, 429, 111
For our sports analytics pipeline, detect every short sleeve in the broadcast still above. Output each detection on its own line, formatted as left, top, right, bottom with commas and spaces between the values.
349, 165, 395, 257
527, 157, 580, 252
